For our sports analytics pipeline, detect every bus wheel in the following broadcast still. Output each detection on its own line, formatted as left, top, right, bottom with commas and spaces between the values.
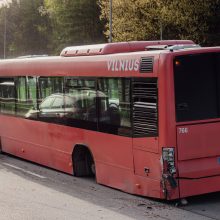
72, 145, 95, 177
91, 162, 96, 176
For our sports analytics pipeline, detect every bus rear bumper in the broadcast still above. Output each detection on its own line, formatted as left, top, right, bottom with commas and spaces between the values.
179, 175, 220, 198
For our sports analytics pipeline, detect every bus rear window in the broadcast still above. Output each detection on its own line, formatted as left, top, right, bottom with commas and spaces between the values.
174, 53, 220, 122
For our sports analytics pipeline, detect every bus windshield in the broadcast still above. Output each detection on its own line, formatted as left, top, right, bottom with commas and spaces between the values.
174, 52, 220, 122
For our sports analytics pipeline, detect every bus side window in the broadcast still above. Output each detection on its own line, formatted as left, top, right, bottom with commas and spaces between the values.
98, 78, 132, 136
16, 77, 28, 117
25, 77, 64, 120
0, 78, 15, 115
16, 77, 38, 118
64, 78, 96, 120
38, 77, 64, 102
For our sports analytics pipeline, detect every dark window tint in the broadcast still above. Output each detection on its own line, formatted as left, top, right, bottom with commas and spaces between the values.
16, 77, 37, 117
28, 76, 38, 111
64, 78, 98, 129
35, 77, 64, 122
38, 77, 63, 101
98, 78, 131, 136
174, 53, 220, 122
16, 77, 32, 116
0, 75, 155, 138
37, 95, 65, 122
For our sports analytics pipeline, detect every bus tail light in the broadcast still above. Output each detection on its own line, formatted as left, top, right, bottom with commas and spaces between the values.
162, 148, 177, 192
162, 147, 176, 175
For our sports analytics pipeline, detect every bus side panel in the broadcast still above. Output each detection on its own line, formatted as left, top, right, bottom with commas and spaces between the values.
0, 115, 163, 198
1, 136, 72, 173
0, 115, 137, 194
88, 133, 134, 172
133, 150, 161, 179
0, 115, 134, 171
133, 137, 158, 153
0, 115, 78, 173
96, 162, 161, 199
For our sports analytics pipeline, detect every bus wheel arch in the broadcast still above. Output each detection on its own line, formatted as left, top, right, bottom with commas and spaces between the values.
72, 144, 95, 177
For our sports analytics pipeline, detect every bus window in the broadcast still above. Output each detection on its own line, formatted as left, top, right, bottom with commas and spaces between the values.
0, 78, 15, 115
15, 77, 37, 118
38, 77, 64, 101
98, 78, 131, 136
34, 77, 64, 121
174, 53, 220, 122
16, 77, 28, 117
25, 77, 64, 123
64, 78, 97, 123
28, 76, 38, 110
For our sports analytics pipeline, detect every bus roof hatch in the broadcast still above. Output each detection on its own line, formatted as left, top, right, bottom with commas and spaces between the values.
60, 40, 194, 57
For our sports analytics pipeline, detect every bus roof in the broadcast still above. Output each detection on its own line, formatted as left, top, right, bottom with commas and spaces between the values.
60, 40, 194, 57
0, 42, 219, 78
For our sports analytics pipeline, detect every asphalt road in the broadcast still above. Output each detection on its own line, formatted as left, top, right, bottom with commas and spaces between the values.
0, 153, 220, 220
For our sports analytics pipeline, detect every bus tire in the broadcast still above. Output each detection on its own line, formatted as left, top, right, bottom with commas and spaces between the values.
72, 145, 95, 177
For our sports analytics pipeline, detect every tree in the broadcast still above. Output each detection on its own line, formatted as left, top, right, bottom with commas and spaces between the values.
0, 6, 6, 58
100, 0, 163, 42
13, 0, 52, 56
0, 0, 52, 58
44, 0, 106, 54
162, 0, 220, 45
0, 1, 18, 58
100, 0, 220, 46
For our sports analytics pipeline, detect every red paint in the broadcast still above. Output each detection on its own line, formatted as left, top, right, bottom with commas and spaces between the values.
177, 123, 220, 161
0, 41, 220, 200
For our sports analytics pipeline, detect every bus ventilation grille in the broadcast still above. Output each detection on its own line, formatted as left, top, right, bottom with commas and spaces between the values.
132, 78, 158, 137
140, 57, 154, 73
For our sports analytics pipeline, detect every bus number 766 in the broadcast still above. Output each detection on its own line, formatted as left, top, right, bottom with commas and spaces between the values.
178, 127, 188, 134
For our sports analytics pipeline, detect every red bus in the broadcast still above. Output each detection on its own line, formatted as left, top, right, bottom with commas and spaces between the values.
0, 40, 220, 200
